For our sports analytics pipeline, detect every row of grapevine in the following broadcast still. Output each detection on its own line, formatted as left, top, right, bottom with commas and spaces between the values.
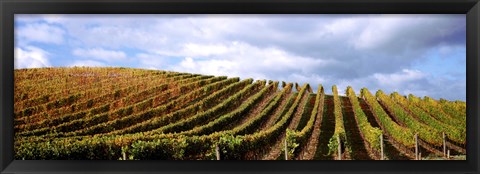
217, 84, 309, 160
424, 96, 465, 123
14, 75, 234, 139
14, 67, 139, 86
111, 84, 300, 160
391, 92, 465, 144
15, 74, 206, 129
259, 84, 295, 131
327, 85, 349, 159
125, 82, 293, 159
15, 86, 466, 160
289, 84, 313, 132
179, 81, 278, 136
285, 84, 324, 159
13, 67, 466, 160
220, 82, 279, 132
15, 68, 175, 104
17, 76, 241, 138
15, 74, 210, 135
16, 77, 229, 135
13, 83, 303, 160
104, 78, 251, 136
14, 76, 238, 144
408, 94, 465, 128
15, 70, 181, 113
143, 80, 265, 135
221, 83, 292, 136
16, 75, 218, 134
260, 84, 310, 160
169, 83, 291, 142
439, 98, 466, 115
346, 86, 383, 158
14, 72, 185, 117
14, 69, 167, 106
15, 68, 128, 102
376, 90, 442, 146
360, 88, 415, 148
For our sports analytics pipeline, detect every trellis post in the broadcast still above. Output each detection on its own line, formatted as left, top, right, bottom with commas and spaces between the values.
284, 138, 288, 160
415, 133, 419, 160
216, 145, 220, 160
447, 150, 450, 159
443, 132, 446, 157
337, 136, 342, 160
380, 134, 384, 160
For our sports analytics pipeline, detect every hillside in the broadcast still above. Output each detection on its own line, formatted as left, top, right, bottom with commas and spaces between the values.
14, 67, 466, 160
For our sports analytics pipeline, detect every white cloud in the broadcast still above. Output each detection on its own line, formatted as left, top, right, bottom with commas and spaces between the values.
352, 16, 404, 50
170, 42, 334, 81
40, 14, 66, 24
44, 15, 170, 50
14, 46, 51, 69
179, 57, 195, 69
373, 69, 427, 87
351, 15, 464, 53
14, 14, 466, 101
174, 57, 236, 76
181, 43, 230, 57
334, 69, 465, 101
286, 73, 327, 88
325, 18, 359, 36
135, 53, 166, 70
167, 41, 465, 100
16, 23, 65, 44
72, 48, 126, 62
15, 14, 66, 24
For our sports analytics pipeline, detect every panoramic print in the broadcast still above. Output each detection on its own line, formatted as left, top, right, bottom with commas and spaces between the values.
14, 14, 466, 160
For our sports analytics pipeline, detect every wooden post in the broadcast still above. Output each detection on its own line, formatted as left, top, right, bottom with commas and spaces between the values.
216, 145, 220, 160
380, 134, 384, 160
415, 133, 419, 160
447, 150, 450, 159
284, 138, 288, 160
337, 136, 342, 160
443, 132, 446, 157
122, 151, 126, 160
419, 153, 421, 160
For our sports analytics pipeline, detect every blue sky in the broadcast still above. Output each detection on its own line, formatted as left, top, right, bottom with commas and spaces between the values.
14, 14, 466, 101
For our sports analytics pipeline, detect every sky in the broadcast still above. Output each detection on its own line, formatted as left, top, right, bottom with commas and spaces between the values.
14, 14, 466, 101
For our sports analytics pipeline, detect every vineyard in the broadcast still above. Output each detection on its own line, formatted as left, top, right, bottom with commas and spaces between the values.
14, 67, 466, 160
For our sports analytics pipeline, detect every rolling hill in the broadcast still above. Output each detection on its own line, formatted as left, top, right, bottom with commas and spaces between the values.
13, 67, 466, 160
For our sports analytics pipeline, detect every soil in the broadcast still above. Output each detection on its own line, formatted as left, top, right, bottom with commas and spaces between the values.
299, 94, 324, 160
313, 95, 335, 160
262, 90, 310, 160
340, 96, 372, 160
358, 98, 410, 160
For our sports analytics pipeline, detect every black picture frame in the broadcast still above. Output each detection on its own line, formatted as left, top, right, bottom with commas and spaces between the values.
1, 0, 479, 174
